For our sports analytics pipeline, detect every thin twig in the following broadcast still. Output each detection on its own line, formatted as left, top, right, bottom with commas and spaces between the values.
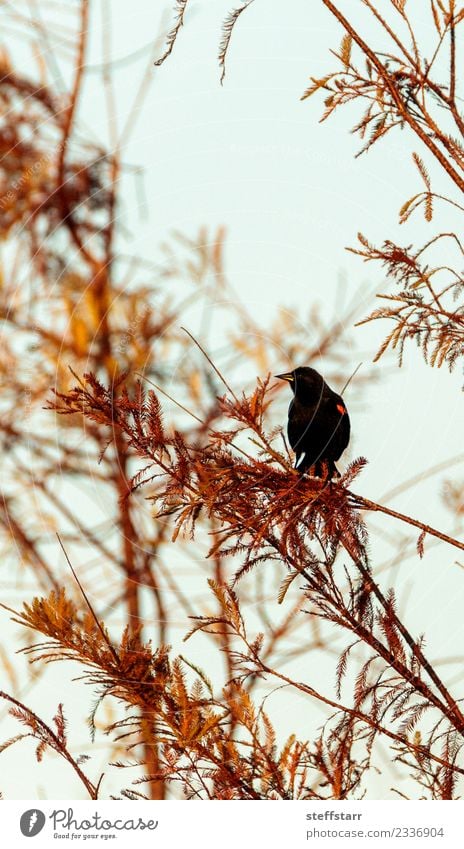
56, 534, 120, 665
350, 492, 464, 553
181, 326, 238, 400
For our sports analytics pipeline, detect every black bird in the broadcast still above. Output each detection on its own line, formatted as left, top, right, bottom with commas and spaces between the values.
275, 366, 350, 479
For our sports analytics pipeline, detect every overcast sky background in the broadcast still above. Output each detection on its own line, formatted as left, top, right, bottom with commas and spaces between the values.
1, 0, 463, 799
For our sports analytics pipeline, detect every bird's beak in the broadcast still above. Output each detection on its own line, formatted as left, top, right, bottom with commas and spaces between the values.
275, 372, 294, 382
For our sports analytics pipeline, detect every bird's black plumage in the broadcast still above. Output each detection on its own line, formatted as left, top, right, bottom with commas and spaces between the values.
275, 366, 350, 479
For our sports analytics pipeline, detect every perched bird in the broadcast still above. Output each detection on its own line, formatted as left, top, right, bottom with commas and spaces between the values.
275, 366, 350, 479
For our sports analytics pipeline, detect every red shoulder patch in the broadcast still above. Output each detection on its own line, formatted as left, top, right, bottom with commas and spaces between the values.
336, 403, 346, 415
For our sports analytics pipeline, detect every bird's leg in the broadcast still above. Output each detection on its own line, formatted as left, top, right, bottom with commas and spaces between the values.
326, 462, 342, 493
296, 458, 320, 480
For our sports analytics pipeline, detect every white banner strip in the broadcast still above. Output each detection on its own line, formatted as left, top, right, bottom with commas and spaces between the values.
1, 800, 463, 848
